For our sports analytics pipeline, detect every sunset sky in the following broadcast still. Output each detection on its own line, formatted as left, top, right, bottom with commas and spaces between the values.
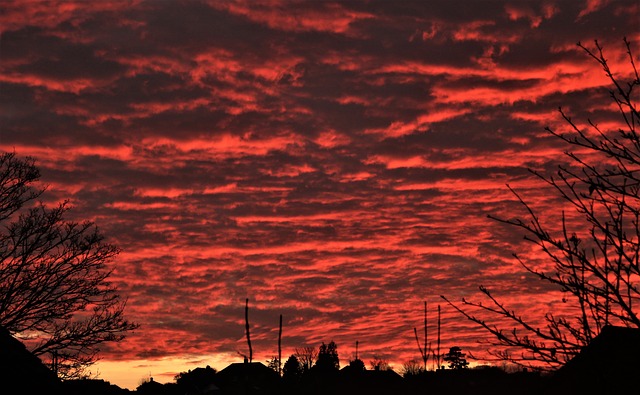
1, 0, 639, 390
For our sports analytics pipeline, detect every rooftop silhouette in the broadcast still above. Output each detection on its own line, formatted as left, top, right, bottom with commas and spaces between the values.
2, 324, 638, 394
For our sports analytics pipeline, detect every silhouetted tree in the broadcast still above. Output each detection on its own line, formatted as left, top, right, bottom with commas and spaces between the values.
443, 346, 469, 370
282, 354, 302, 381
315, 341, 340, 371
413, 301, 430, 370
0, 152, 137, 379
370, 354, 391, 371
245, 298, 252, 363
443, 39, 640, 369
174, 366, 217, 391
401, 360, 425, 377
294, 346, 317, 372
267, 356, 280, 372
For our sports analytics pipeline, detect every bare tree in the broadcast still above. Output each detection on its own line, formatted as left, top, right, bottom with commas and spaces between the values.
369, 354, 391, 371
266, 356, 280, 372
245, 298, 252, 363
413, 300, 430, 370
0, 152, 138, 378
400, 359, 424, 377
294, 346, 318, 372
442, 38, 640, 370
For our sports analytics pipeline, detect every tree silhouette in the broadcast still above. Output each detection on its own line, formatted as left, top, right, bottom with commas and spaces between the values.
401, 360, 425, 377
443, 38, 640, 369
370, 354, 391, 371
295, 346, 317, 372
443, 346, 469, 370
267, 356, 280, 372
0, 152, 137, 378
316, 341, 340, 371
245, 298, 252, 363
282, 354, 302, 381
174, 366, 217, 391
413, 301, 430, 371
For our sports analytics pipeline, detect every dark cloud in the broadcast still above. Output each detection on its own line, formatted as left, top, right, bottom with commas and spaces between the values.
1, 0, 638, 389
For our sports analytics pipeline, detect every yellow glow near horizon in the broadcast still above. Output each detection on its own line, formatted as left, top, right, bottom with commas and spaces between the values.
93, 354, 489, 390
93, 353, 238, 391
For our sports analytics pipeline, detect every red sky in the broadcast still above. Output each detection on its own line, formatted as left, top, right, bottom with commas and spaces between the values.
1, 0, 639, 390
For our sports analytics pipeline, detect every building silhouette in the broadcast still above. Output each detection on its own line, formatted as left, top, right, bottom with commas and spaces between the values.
0, 325, 61, 394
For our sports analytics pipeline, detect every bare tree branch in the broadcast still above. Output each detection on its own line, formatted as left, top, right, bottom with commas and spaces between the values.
0, 152, 138, 379
444, 39, 640, 371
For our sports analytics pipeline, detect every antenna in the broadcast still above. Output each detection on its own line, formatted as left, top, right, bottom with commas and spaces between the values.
437, 304, 441, 370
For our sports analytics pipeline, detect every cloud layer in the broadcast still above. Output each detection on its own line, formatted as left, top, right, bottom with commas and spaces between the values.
1, 0, 638, 389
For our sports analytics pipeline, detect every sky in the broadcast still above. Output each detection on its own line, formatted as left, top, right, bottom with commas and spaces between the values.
1, 0, 639, 390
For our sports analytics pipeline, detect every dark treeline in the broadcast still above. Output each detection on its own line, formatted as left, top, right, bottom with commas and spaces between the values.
11, 325, 638, 395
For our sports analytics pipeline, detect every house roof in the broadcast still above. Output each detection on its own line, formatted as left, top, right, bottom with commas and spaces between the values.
553, 325, 640, 393
217, 362, 278, 378
217, 362, 279, 383
61, 378, 130, 395
0, 325, 61, 393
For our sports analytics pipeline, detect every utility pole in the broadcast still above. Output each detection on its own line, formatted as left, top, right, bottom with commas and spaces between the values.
278, 314, 283, 375
245, 298, 252, 363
